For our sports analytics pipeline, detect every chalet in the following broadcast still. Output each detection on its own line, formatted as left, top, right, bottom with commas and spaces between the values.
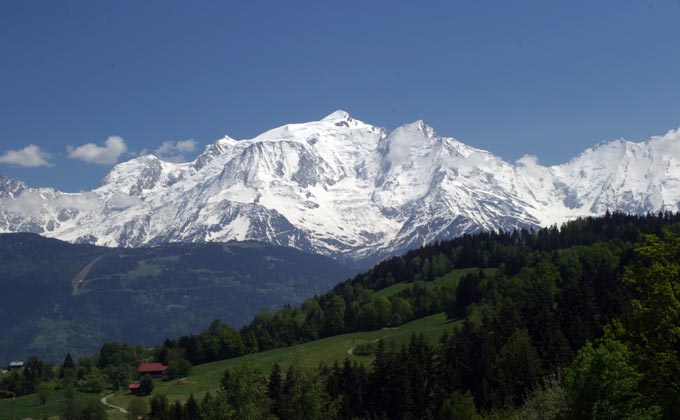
138, 362, 168, 378
8, 361, 24, 370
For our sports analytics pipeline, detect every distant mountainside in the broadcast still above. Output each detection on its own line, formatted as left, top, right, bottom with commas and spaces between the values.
0, 233, 353, 363
1, 111, 679, 266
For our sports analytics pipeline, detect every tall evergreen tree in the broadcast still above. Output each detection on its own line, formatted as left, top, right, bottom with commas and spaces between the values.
268, 362, 283, 418
60, 353, 77, 379
185, 394, 200, 420
149, 395, 170, 420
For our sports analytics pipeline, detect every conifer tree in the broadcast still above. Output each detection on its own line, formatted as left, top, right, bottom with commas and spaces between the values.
185, 394, 200, 420
268, 362, 283, 418
60, 353, 77, 379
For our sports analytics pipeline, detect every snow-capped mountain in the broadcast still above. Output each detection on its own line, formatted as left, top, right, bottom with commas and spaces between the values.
1, 111, 679, 265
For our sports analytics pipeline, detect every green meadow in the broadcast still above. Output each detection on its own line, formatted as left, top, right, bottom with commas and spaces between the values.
372, 267, 494, 298
108, 312, 458, 410
0, 389, 102, 420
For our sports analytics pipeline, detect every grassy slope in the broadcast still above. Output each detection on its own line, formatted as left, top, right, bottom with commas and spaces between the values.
372, 267, 494, 298
0, 389, 102, 420
110, 312, 458, 409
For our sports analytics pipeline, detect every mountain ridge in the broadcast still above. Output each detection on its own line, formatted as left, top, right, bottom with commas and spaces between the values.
0, 232, 354, 362
1, 111, 679, 265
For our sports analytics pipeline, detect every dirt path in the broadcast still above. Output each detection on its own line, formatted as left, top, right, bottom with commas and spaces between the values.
72, 255, 104, 295
347, 337, 386, 357
101, 393, 127, 414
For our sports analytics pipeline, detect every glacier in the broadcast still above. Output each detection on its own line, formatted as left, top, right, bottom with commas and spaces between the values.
1, 111, 679, 266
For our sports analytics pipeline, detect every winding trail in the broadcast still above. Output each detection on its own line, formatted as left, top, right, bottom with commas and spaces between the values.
101, 393, 127, 414
347, 337, 386, 357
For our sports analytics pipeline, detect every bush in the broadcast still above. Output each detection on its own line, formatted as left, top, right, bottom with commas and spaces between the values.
127, 398, 148, 419
138, 374, 154, 396
78, 375, 105, 393
166, 359, 192, 379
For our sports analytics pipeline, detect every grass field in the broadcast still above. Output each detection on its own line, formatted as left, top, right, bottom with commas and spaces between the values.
108, 312, 459, 409
372, 267, 495, 298
0, 389, 103, 420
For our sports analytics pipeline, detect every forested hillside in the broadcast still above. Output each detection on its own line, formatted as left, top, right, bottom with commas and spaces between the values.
0, 235, 353, 363
3, 212, 680, 420
147, 212, 680, 419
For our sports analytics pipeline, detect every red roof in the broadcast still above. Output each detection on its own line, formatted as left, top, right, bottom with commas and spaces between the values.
128, 384, 140, 390
138, 363, 168, 374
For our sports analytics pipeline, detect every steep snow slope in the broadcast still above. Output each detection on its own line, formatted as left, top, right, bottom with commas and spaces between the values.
1, 113, 679, 265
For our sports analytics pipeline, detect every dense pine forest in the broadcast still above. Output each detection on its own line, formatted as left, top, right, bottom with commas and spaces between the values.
2, 212, 680, 420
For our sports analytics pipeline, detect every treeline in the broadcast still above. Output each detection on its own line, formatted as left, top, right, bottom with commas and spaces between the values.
148, 334, 658, 420
0, 342, 150, 400
156, 212, 680, 366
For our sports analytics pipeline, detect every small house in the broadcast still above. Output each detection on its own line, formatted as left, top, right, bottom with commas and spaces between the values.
8, 361, 24, 370
138, 362, 168, 378
128, 383, 141, 395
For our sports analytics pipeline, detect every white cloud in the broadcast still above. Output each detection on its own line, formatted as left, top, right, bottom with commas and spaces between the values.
444, 151, 489, 173
108, 192, 144, 210
2, 191, 104, 217
649, 127, 680, 156
516, 154, 540, 167
155, 139, 198, 162
516, 154, 549, 179
67, 136, 128, 165
55, 192, 102, 212
0, 145, 51, 167
2, 190, 45, 217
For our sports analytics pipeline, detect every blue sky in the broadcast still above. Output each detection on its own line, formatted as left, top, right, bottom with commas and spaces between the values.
1, 0, 680, 192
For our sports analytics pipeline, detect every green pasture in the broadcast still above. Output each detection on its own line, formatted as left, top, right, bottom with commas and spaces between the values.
109, 312, 458, 408
373, 267, 495, 298
0, 389, 102, 420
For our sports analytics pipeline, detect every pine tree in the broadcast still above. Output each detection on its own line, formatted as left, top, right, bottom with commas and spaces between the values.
149, 394, 170, 420
268, 362, 283, 418
170, 401, 185, 420
60, 353, 77, 379
185, 394, 200, 420
139, 374, 154, 396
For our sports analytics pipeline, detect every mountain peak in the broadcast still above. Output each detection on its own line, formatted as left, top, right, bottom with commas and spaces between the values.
396, 120, 437, 138
321, 110, 352, 122
0, 174, 28, 197
215, 135, 238, 147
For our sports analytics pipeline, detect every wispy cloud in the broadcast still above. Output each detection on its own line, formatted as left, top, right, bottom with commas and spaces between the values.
2, 191, 104, 217
108, 192, 144, 210
55, 192, 102, 212
515, 154, 549, 179
67, 136, 128, 165
2, 190, 45, 217
154, 139, 198, 162
0, 145, 52, 167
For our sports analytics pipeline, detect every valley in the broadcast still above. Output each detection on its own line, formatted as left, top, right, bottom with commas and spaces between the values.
2, 213, 679, 419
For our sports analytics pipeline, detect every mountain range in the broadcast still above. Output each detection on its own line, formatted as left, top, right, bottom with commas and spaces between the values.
1, 111, 679, 266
